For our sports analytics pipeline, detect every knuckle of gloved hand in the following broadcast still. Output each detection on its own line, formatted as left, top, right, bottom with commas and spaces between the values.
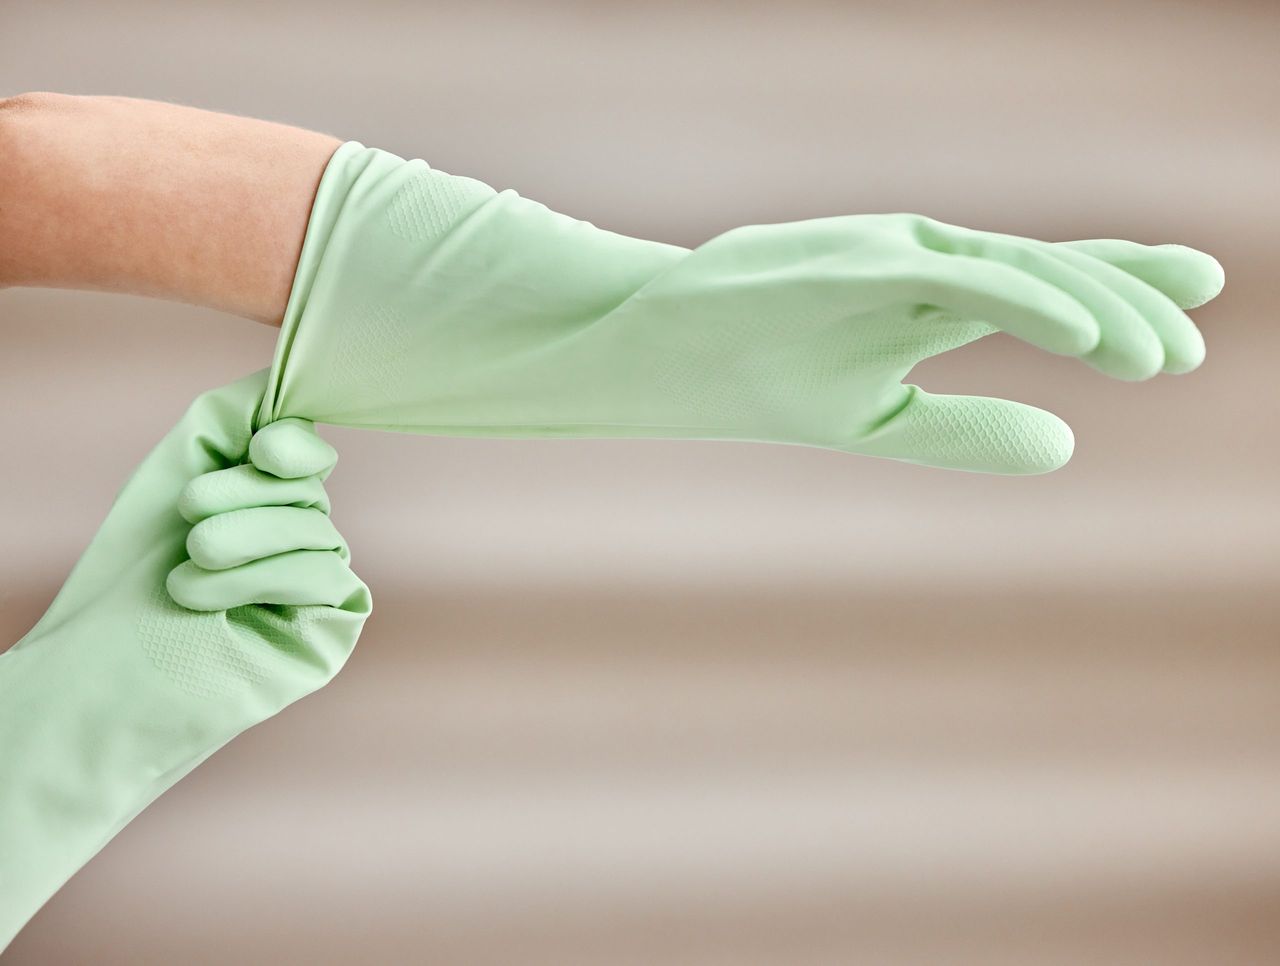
307, 479, 333, 514
176, 465, 240, 524
279, 474, 330, 513
304, 519, 348, 563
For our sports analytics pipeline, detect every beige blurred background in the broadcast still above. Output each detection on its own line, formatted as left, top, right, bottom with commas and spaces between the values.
2, 0, 1278, 962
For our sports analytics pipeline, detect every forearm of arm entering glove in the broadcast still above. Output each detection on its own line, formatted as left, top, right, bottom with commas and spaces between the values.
0, 91, 340, 326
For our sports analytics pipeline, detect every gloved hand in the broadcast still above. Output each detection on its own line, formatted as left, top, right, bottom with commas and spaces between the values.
0, 369, 371, 948
260, 141, 1224, 473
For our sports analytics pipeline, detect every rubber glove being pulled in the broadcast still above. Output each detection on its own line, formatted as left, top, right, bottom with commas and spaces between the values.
260, 141, 1224, 473
0, 369, 371, 948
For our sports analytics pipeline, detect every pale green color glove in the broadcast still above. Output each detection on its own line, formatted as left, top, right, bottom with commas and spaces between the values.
261, 141, 1224, 473
0, 370, 370, 947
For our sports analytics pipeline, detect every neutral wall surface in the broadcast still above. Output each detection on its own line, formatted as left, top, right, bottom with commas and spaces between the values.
2, 1, 1278, 963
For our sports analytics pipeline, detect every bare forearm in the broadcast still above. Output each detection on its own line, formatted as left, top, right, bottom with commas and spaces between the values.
0, 92, 341, 326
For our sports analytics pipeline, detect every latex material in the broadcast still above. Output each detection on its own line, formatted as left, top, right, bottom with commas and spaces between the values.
261, 141, 1224, 474
0, 140, 1225, 948
0, 371, 370, 947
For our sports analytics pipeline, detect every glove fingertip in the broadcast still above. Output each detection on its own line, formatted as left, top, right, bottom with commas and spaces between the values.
1062, 238, 1225, 311
850, 388, 1075, 475
948, 399, 1075, 475
165, 560, 217, 613
1009, 410, 1075, 475
1159, 244, 1225, 310
249, 418, 338, 479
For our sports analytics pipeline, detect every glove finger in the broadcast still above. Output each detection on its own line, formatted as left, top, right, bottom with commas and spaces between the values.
909, 250, 1101, 358
1054, 239, 1225, 310
167, 549, 364, 612
923, 225, 1165, 381
186, 505, 347, 571
178, 463, 331, 524
1039, 241, 1205, 374
249, 417, 338, 480
848, 385, 1074, 475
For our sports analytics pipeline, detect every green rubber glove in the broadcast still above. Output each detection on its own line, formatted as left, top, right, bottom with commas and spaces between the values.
0, 370, 371, 948
260, 141, 1224, 473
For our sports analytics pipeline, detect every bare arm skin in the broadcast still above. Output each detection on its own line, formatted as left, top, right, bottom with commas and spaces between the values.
0, 92, 341, 327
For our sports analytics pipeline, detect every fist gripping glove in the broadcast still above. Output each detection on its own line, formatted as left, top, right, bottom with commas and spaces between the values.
0, 369, 371, 948
260, 141, 1224, 473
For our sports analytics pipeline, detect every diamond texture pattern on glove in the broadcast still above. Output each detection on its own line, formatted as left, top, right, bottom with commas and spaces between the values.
327, 302, 412, 412
137, 587, 281, 699
907, 396, 1068, 470
386, 169, 493, 242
